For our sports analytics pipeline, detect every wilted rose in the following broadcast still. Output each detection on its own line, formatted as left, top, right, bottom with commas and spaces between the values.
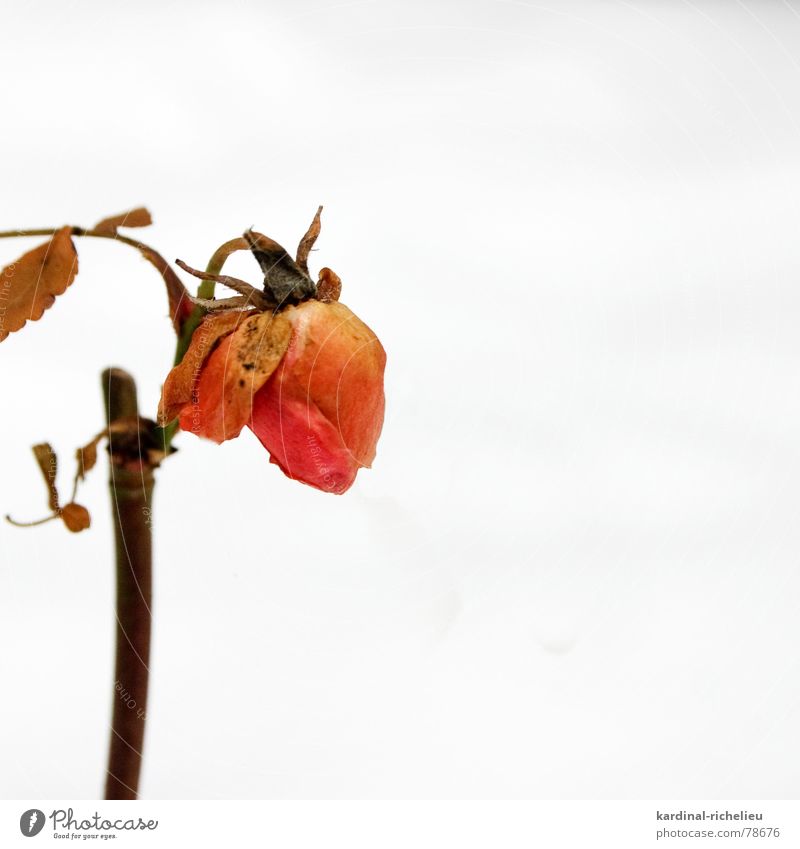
158, 221, 385, 494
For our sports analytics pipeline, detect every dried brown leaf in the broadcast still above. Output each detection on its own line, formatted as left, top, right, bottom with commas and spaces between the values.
76, 432, 104, 481
60, 502, 91, 533
32, 442, 59, 511
0, 227, 78, 342
93, 207, 153, 235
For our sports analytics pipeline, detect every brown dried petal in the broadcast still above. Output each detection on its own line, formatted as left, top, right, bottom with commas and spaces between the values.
177, 310, 292, 443
158, 309, 257, 425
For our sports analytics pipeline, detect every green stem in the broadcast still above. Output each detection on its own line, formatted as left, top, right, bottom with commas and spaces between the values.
172, 237, 247, 362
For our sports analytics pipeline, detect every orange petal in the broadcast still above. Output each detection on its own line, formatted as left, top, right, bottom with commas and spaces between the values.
249, 300, 386, 492
178, 310, 292, 443
251, 380, 360, 494
158, 309, 256, 425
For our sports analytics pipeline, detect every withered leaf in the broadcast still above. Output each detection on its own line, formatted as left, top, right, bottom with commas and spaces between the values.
32, 442, 60, 511
93, 207, 153, 236
0, 227, 78, 342
76, 432, 104, 481
60, 502, 91, 533
135, 242, 192, 333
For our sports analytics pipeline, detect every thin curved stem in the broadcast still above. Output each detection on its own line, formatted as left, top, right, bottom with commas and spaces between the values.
0, 226, 190, 335
4, 513, 58, 528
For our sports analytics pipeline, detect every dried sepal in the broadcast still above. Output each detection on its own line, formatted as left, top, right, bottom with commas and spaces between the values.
93, 207, 153, 236
189, 295, 252, 311
296, 206, 322, 275
176, 259, 271, 309
317, 267, 342, 302
244, 229, 317, 305
0, 227, 78, 342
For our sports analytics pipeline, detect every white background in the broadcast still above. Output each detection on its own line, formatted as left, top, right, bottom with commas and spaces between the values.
1, 0, 799, 799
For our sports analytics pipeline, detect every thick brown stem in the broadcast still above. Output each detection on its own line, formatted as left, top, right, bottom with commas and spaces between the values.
102, 368, 155, 800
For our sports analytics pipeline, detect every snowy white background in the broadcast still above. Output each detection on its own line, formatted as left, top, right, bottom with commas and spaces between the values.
1, 0, 799, 798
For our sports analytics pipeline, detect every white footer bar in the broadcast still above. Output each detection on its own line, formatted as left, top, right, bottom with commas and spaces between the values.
2, 800, 798, 848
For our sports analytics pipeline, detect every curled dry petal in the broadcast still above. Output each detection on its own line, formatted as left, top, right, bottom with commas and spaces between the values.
176, 310, 292, 443
158, 309, 257, 425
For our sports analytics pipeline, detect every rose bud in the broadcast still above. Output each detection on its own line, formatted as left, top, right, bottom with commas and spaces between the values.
158, 216, 385, 494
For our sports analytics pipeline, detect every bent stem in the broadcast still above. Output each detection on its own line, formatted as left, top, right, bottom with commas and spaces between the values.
102, 368, 155, 800
0, 226, 245, 452
0, 226, 189, 335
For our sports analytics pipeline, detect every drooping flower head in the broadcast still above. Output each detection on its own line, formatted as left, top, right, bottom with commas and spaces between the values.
158, 210, 386, 494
